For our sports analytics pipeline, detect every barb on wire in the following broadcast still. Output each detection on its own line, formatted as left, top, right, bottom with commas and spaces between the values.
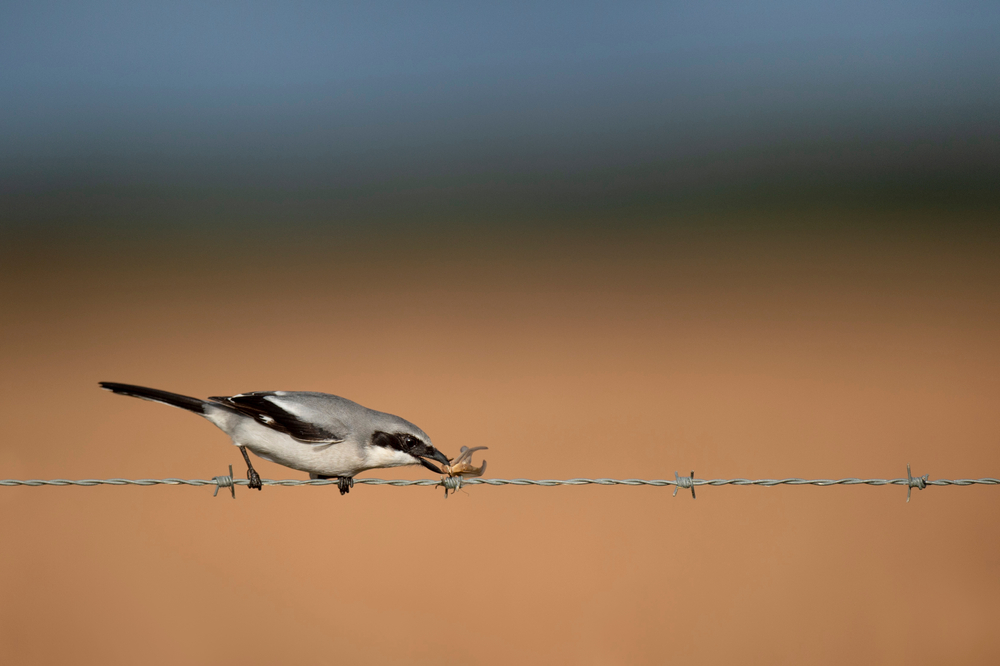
906, 463, 928, 502
213, 464, 235, 499
439, 475, 463, 498
674, 470, 696, 499
2, 465, 998, 502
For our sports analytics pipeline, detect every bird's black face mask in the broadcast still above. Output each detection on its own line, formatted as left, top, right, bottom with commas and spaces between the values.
371, 431, 450, 473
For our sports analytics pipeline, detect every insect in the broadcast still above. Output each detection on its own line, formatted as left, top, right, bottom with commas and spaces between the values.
439, 446, 488, 497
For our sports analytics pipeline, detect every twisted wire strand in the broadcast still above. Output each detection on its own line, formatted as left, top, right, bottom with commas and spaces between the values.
1, 477, 998, 488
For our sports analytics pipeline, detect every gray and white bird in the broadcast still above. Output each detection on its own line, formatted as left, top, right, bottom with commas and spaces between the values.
99, 382, 450, 494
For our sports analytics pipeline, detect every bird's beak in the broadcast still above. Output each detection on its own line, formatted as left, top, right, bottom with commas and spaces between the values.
418, 448, 450, 474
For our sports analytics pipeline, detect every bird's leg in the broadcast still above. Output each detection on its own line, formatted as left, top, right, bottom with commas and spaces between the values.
337, 476, 354, 495
312, 474, 354, 495
240, 446, 262, 491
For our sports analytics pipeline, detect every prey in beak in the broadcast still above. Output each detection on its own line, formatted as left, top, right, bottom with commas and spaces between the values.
443, 446, 488, 477
437, 446, 488, 498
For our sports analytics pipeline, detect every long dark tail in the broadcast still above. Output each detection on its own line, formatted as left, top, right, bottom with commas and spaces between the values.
99, 382, 206, 414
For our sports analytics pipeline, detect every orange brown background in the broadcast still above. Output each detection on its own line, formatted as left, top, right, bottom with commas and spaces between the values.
1, 216, 998, 664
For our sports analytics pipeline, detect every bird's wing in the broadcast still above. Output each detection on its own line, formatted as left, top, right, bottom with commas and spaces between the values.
207, 392, 347, 444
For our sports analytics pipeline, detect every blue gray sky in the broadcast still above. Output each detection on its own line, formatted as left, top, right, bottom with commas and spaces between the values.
2, 1, 998, 228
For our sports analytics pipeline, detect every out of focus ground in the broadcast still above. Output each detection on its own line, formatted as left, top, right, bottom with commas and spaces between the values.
1, 214, 998, 664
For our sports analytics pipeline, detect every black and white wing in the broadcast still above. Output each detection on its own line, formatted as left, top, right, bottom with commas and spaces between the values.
208, 392, 346, 445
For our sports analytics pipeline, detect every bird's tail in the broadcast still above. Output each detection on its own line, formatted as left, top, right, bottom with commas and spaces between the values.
99, 382, 207, 414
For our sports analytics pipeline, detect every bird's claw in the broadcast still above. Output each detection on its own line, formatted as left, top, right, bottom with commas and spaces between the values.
337, 476, 354, 495
247, 468, 262, 491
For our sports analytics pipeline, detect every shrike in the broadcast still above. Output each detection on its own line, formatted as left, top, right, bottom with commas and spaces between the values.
99, 382, 450, 494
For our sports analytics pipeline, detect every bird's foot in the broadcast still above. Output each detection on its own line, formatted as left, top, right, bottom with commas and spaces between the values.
337, 476, 354, 495
247, 468, 262, 491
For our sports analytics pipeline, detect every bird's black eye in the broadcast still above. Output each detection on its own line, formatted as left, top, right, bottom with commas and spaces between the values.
405, 436, 420, 447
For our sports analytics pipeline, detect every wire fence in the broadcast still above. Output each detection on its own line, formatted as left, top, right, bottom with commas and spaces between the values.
2, 465, 998, 501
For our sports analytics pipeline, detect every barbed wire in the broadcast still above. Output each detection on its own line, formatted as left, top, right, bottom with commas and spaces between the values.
1, 464, 998, 501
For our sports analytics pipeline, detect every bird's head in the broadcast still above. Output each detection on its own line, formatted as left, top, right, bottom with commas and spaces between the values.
370, 428, 450, 473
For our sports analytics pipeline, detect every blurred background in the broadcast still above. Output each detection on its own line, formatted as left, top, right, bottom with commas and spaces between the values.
1, 2, 998, 664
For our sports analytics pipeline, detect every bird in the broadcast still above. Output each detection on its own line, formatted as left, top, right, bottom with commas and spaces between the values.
99, 382, 450, 495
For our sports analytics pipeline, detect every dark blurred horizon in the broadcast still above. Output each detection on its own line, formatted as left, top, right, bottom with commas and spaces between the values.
3, 2, 999, 232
